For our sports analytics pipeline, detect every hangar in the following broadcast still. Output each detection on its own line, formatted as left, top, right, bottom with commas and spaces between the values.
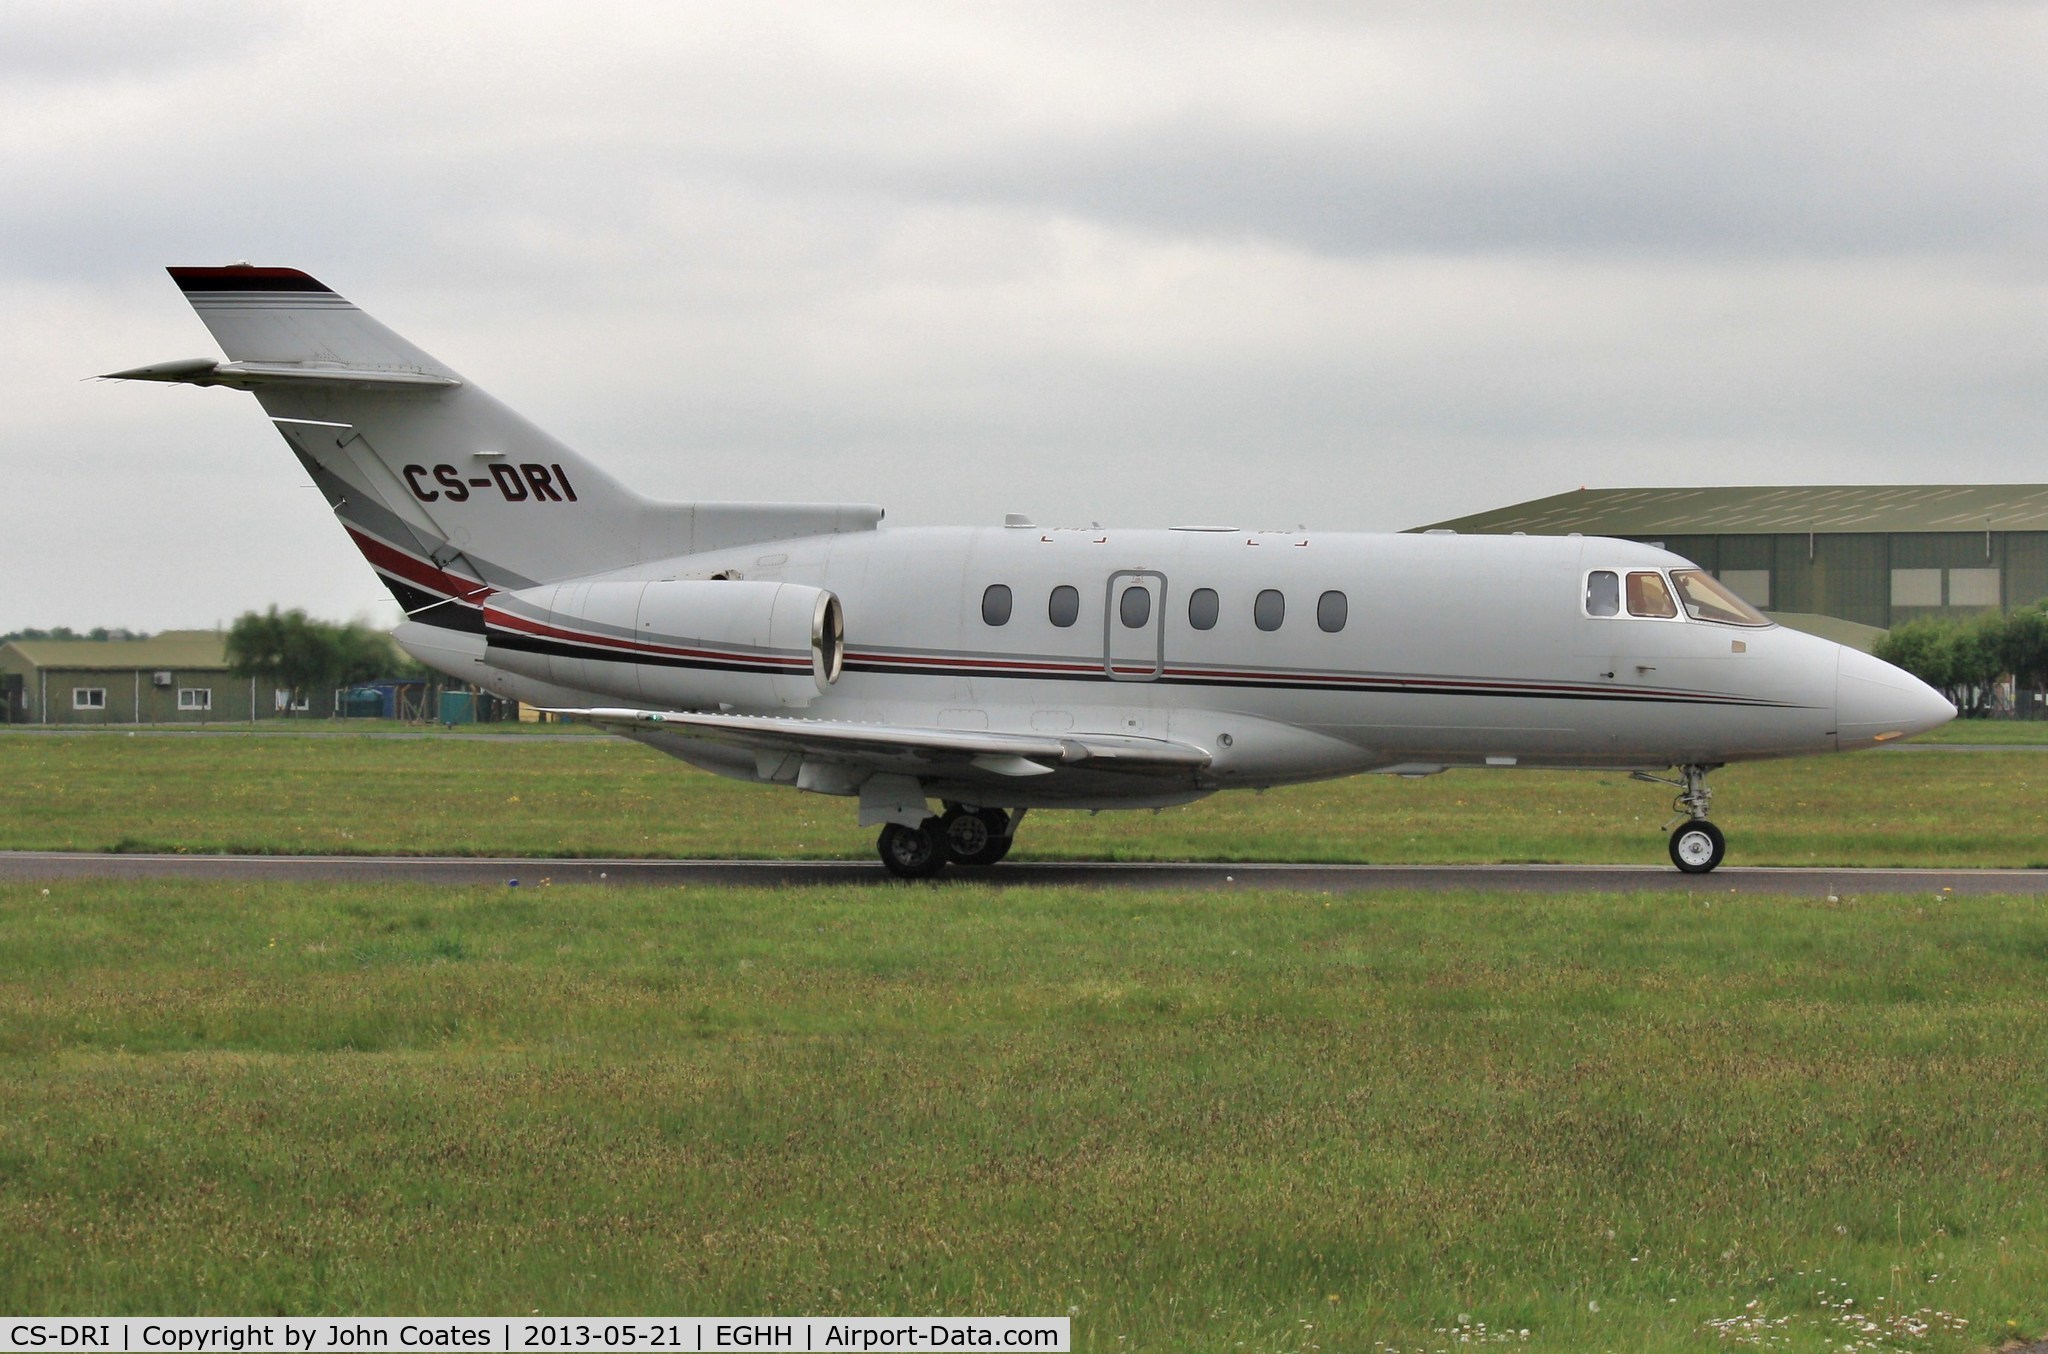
1419, 485, 2048, 636
0, 630, 334, 725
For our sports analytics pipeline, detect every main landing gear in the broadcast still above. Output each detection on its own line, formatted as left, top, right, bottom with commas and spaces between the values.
876, 805, 1022, 879
1633, 763, 1726, 873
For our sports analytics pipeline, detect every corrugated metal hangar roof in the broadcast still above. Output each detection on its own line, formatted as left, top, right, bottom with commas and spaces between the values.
1, 630, 228, 671
1418, 485, 2048, 535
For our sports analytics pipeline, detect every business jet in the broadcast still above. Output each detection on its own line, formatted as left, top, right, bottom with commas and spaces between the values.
108, 266, 1954, 876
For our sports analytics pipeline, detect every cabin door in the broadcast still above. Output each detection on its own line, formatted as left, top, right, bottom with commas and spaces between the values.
1104, 570, 1167, 681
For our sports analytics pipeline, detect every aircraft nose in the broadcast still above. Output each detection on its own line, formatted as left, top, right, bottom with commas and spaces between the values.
1835, 645, 1955, 748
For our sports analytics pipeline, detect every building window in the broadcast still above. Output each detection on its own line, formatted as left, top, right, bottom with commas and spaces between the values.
1891, 569, 1942, 607
274, 689, 310, 712
1188, 588, 1219, 631
72, 687, 106, 710
178, 688, 212, 711
1718, 569, 1771, 610
1047, 585, 1079, 628
1254, 589, 1285, 632
1119, 585, 1151, 628
1949, 568, 2000, 608
1316, 590, 1347, 633
981, 584, 1013, 626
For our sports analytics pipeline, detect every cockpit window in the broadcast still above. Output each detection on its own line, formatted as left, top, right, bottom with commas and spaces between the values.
1625, 571, 1678, 619
1586, 570, 1620, 617
1671, 569, 1771, 627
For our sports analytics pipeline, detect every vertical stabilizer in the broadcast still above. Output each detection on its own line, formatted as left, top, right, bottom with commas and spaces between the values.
119, 266, 883, 631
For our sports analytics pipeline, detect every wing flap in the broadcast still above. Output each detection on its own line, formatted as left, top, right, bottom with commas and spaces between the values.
554, 706, 1210, 774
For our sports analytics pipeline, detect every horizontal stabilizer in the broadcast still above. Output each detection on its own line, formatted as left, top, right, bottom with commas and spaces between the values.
554, 707, 1212, 775
102, 358, 460, 390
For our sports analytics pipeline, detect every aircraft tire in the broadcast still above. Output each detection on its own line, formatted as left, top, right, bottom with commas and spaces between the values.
878, 820, 949, 879
1668, 820, 1726, 874
941, 807, 1013, 867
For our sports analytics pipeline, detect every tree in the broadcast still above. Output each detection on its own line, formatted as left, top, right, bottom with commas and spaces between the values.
1874, 612, 2016, 717
1873, 619, 1952, 694
1997, 605, 2048, 693
1944, 614, 2005, 717
224, 609, 402, 715
1, 626, 149, 643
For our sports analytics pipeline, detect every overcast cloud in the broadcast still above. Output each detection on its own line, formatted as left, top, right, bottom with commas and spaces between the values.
3, 1, 2045, 631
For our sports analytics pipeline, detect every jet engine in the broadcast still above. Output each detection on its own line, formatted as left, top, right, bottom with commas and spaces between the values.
482, 578, 843, 710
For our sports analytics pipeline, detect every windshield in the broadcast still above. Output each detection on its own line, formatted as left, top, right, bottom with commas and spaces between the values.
1671, 569, 1771, 627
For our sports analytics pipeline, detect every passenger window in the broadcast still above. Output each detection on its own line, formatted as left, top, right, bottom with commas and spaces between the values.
1048, 584, 1079, 628
1626, 571, 1678, 619
1586, 570, 1620, 617
1120, 585, 1151, 628
981, 584, 1012, 626
1316, 590, 1347, 633
1188, 587, 1219, 631
1254, 589, 1285, 632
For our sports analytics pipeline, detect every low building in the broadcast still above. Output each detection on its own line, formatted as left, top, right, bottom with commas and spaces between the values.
0, 630, 336, 724
1418, 485, 2048, 633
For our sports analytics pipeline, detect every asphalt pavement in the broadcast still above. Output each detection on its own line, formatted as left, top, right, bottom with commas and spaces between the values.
4, 852, 2043, 894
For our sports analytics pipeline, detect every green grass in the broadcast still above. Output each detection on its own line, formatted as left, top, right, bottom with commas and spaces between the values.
2, 732, 2045, 867
1906, 719, 2048, 745
2, 879, 2045, 1351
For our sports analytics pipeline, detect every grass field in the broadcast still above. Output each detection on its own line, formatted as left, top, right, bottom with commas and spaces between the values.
2, 878, 2044, 1350
2, 730, 2045, 867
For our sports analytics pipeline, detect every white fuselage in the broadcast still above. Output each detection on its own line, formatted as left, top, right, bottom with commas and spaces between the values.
407, 523, 1926, 811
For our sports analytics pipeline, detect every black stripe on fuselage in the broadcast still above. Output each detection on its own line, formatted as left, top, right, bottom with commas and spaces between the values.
381, 576, 488, 633
838, 658, 1799, 707
486, 629, 805, 677
485, 628, 1799, 710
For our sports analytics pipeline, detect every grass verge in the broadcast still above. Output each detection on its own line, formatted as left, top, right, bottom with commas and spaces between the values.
1, 879, 2044, 1351
2, 733, 2045, 866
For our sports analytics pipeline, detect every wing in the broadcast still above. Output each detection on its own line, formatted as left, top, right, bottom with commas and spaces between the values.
551, 706, 1211, 779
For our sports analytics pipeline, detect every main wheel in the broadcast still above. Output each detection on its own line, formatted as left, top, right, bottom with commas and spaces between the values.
878, 820, 948, 879
1669, 820, 1727, 874
940, 807, 1013, 867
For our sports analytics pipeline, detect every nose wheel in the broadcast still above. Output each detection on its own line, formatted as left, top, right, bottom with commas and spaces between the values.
1668, 819, 1726, 873
1633, 763, 1726, 874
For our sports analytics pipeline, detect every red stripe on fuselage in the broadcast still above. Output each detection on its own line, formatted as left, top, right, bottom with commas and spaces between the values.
482, 604, 810, 670
346, 528, 493, 603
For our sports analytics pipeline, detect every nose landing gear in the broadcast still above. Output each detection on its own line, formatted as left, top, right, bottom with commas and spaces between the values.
1633, 763, 1726, 873
1668, 819, 1726, 873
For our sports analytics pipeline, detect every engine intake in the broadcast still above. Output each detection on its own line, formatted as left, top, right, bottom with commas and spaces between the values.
482, 578, 843, 710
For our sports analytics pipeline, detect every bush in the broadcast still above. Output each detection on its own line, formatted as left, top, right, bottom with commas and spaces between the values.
1874, 603, 2048, 717
224, 608, 410, 715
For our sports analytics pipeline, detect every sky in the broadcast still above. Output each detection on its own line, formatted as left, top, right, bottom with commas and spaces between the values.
4, 1, 2046, 632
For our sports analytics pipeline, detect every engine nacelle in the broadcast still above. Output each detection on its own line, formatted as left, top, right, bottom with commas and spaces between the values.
482, 578, 843, 710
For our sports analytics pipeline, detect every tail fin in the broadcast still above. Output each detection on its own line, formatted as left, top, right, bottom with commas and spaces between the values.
111, 266, 881, 632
